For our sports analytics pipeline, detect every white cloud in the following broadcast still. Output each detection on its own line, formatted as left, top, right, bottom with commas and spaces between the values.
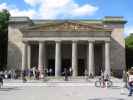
24, 0, 40, 6
0, 3, 36, 17
125, 26, 133, 36
35, 0, 98, 19
0, 3, 9, 11
71, 4, 98, 16
0, 0, 98, 19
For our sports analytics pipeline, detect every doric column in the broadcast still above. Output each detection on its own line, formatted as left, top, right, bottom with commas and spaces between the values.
104, 41, 111, 76
27, 43, 31, 77
55, 40, 61, 77
38, 41, 45, 79
22, 42, 27, 71
72, 40, 78, 76
87, 41, 94, 77
27, 43, 31, 70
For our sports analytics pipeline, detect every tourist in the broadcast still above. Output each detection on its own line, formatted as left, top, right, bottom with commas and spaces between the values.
104, 74, 110, 88
13, 70, 17, 79
89, 73, 94, 79
49, 68, 53, 76
69, 67, 73, 76
0, 71, 4, 78
85, 69, 88, 80
4, 70, 8, 79
8, 70, 12, 79
44, 68, 48, 77
64, 68, 68, 81
22, 70, 27, 83
32, 67, 36, 80
36, 69, 40, 80
0, 75, 3, 88
127, 67, 133, 96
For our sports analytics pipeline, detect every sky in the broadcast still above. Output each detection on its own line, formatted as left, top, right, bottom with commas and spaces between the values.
0, 0, 133, 36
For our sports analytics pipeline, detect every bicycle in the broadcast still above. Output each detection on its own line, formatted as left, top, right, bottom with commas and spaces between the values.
95, 77, 113, 88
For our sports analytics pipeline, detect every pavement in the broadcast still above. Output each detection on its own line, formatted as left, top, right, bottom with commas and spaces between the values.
0, 78, 133, 100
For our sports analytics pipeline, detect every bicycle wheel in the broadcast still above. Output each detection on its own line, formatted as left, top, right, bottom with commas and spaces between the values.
95, 81, 101, 87
106, 80, 113, 87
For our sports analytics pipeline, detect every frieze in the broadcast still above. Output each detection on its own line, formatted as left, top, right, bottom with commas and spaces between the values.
21, 21, 112, 32
22, 31, 111, 38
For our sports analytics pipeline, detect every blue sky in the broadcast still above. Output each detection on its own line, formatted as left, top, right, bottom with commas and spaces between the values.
0, 0, 133, 36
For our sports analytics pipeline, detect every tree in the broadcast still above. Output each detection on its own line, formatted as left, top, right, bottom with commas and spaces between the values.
0, 9, 10, 70
125, 33, 133, 69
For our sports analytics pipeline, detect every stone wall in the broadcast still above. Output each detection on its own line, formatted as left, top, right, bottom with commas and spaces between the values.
7, 22, 30, 70
106, 23, 125, 77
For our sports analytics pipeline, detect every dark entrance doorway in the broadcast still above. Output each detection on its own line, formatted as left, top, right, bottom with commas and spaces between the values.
47, 59, 55, 76
31, 44, 38, 68
78, 59, 85, 76
94, 44, 103, 76
61, 59, 71, 76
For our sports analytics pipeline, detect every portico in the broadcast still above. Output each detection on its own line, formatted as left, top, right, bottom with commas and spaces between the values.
22, 38, 111, 78
20, 21, 112, 78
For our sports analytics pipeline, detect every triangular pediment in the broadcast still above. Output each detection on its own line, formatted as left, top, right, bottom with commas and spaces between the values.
22, 21, 112, 32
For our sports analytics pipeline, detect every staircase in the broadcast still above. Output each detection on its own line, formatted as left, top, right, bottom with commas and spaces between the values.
3, 76, 123, 87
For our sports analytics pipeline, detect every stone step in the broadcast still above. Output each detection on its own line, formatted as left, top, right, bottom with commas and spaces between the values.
3, 82, 122, 87
3, 77, 123, 83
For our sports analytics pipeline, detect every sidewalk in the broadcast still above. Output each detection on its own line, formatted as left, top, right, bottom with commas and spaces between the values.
0, 78, 132, 100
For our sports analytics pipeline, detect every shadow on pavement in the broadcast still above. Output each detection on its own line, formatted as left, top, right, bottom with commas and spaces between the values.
0, 87, 21, 91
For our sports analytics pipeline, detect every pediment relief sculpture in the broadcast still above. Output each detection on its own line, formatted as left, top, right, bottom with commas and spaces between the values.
21, 21, 112, 32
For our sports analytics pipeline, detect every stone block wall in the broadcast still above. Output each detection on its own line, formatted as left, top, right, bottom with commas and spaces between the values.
106, 23, 125, 77
7, 21, 31, 70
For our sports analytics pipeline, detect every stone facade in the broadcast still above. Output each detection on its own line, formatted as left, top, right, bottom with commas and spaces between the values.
7, 16, 126, 77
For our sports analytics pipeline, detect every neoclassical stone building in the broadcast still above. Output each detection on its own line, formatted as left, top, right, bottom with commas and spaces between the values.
8, 16, 126, 77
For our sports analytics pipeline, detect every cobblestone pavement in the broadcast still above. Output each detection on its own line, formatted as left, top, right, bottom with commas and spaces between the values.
0, 82, 133, 100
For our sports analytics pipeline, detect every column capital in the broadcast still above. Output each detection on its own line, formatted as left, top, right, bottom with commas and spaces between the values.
55, 40, 62, 43
38, 41, 46, 43
88, 40, 95, 43
72, 40, 78, 43
23, 41, 32, 46
105, 40, 110, 43
22, 41, 28, 44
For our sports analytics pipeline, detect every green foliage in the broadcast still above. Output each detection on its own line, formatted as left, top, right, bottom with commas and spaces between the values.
125, 34, 133, 48
0, 9, 10, 70
0, 9, 10, 33
125, 34, 133, 69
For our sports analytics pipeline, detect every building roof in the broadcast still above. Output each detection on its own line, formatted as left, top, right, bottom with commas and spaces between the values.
10, 16, 127, 32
